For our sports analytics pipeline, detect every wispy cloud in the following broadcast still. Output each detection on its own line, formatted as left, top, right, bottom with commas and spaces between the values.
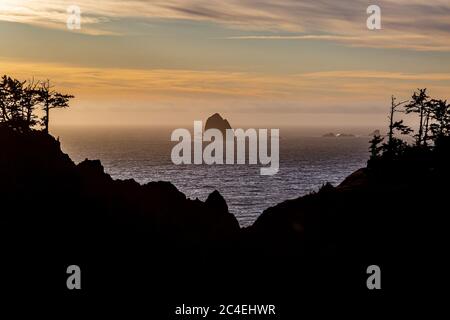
2, 58, 449, 105
226, 35, 359, 41
300, 71, 450, 81
225, 33, 450, 52
1, 0, 450, 50
2, 57, 450, 126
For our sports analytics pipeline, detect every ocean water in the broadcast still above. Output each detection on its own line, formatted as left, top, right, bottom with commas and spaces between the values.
52, 127, 369, 227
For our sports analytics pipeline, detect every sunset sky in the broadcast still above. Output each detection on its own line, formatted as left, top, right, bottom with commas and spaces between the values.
1, 0, 450, 127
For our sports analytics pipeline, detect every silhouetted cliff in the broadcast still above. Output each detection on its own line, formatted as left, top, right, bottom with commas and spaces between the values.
0, 125, 240, 255
246, 143, 449, 261
2, 125, 448, 256
2, 125, 447, 300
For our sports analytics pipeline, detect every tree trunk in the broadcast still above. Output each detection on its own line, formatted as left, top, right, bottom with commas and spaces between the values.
26, 105, 32, 127
44, 104, 49, 134
388, 96, 395, 151
423, 112, 430, 146
418, 105, 424, 146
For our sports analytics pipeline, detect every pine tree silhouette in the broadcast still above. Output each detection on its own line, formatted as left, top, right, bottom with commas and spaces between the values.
0, 75, 74, 132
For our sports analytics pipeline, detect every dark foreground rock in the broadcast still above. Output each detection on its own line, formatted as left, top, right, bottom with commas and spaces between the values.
1, 125, 447, 308
0, 126, 240, 252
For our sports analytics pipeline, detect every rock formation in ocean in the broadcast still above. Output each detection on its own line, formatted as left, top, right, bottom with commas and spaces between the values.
322, 132, 337, 137
322, 132, 355, 138
205, 113, 232, 134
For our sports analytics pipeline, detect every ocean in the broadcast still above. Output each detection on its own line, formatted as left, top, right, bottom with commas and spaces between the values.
52, 127, 370, 227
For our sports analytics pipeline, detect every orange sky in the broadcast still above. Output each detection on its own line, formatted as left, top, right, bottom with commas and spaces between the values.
1, 0, 450, 127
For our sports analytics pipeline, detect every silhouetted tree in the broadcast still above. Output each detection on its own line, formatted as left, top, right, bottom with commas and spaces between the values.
405, 89, 430, 147
385, 95, 410, 156
0, 75, 26, 127
21, 78, 41, 129
370, 89, 450, 165
0, 76, 9, 123
388, 96, 406, 143
423, 106, 432, 146
369, 134, 384, 159
429, 99, 450, 141
0, 75, 74, 132
39, 80, 74, 134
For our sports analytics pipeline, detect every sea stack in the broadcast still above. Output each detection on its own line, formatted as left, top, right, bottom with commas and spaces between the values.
205, 113, 232, 134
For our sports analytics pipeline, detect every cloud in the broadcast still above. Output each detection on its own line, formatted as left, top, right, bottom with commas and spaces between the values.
300, 71, 450, 81
2, 58, 449, 106
226, 35, 359, 41
1, 0, 450, 50
2, 57, 450, 126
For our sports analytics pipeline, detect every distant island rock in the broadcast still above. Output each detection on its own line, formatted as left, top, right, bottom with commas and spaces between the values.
205, 113, 232, 134
337, 133, 355, 137
370, 129, 381, 136
322, 132, 355, 138
323, 132, 336, 137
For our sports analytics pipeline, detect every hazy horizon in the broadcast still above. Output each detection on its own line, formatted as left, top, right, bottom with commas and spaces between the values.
50, 122, 384, 136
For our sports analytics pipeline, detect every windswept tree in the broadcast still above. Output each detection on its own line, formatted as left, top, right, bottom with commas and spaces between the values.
369, 134, 384, 160
429, 99, 450, 141
384, 95, 411, 156
21, 78, 41, 128
39, 80, 74, 134
405, 88, 431, 147
0, 75, 26, 126
0, 75, 74, 132
370, 89, 450, 163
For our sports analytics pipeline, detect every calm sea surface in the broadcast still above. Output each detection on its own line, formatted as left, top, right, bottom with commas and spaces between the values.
52, 127, 370, 227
